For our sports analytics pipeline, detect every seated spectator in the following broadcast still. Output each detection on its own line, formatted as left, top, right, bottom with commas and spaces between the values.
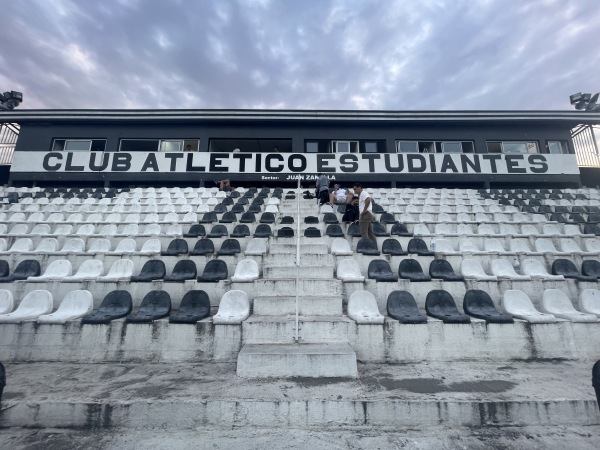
218, 179, 232, 192
342, 196, 360, 223
330, 184, 348, 204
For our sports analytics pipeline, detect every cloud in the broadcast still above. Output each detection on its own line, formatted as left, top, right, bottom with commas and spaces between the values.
0, 0, 598, 110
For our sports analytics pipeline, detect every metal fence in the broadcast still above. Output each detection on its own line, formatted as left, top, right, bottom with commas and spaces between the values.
572, 124, 600, 167
0, 123, 19, 165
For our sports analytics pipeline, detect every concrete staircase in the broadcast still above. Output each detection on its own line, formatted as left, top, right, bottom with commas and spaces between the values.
236, 197, 358, 378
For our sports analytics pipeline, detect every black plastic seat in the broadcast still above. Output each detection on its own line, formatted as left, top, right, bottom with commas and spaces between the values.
323, 213, 339, 224
463, 290, 514, 323
429, 260, 464, 281
218, 238, 241, 255
207, 224, 228, 238
425, 290, 470, 323
391, 223, 412, 236
236, 197, 249, 205
407, 238, 434, 256
536, 206, 552, 214
582, 260, 600, 279
161, 239, 188, 256
213, 204, 228, 214
277, 227, 294, 238
131, 260, 166, 282
280, 216, 294, 224
126, 290, 171, 323
169, 290, 211, 324
165, 260, 197, 282
81, 290, 133, 324
0, 259, 41, 283
347, 223, 362, 237
219, 212, 237, 223
231, 204, 245, 214
259, 213, 275, 224
387, 291, 427, 324
183, 224, 206, 238
552, 259, 596, 281
252, 197, 264, 206
240, 212, 256, 223
368, 259, 398, 282
304, 227, 321, 238
372, 204, 385, 214
588, 214, 600, 224
0, 260, 9, 278
248, 204, 262, 214
197, 260, 228, 282
584, 224, 600, 235
399, 259, 431, 282
305, 216, 319, 224
326, 224, 344, 237
199, 212, 217, 223
379, 213, 397, 224
231, 224, 250, 238
190, 239, 215, 256
381, 238, 407, 256
221, 197, 234, 205
254, 224, 272, 237
373, 222, 389, 236
356, 238, 380, 255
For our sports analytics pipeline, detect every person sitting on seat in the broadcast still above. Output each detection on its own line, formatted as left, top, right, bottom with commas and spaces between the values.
329, 184, 348, 205
218, 179, 232, 192
342, 196, 360, 223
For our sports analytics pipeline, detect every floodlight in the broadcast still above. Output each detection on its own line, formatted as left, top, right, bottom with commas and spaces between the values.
10, 91, 22, 101
570, 92, 582, 104
582, 93, 592, 102
575, 99, 587, 110
0, 93, 4, 102
590, 93, 599, 104
0, 90, 23, 110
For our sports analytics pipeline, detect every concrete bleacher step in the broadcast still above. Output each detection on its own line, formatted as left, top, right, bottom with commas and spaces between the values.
253, 295, 343, 315
1, 360, 598, 430
262, 265, 334, 279
268, 243, 328, 254
253, 278, 342, 296
262, 252, 333, 266
242, 315, 354, 344
236, 342, 358, 378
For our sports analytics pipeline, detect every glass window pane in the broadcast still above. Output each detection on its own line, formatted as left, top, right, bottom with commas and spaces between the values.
336, 142, 350, 153
365, 142, 378, 153
160, 140, 182, 152
398, 141, 418, 153
442, 142, 462, 153
548, 141, 564, 154
306, 142, 319, 153
120, 140, 159, 152
502, 142, 528, 154
52, 140, 66, 151
64, 140, 91, 151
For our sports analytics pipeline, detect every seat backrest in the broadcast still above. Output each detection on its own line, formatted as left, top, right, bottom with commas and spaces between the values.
114, 238, 137, 253
429, 259, 456, 277
331, 238, 352, 255
490, 259, 519, 277
138, 260, 166, 278
580, 289, 600, 312
551, 259, 579, 276
193, 239, 215, 254
17, 290, 53, 313
502, 289, 537, 314
521, 258, 550, 276
98, 290, 133, 314
199, 259, 227, 281
458, 239, 479, 252
13, 259, 41, 278
62, 238, 85, 253
348, 290, 379, 315
88, 239, 111, 253
386, 290, 420, 317
74, 259, 104, 277
582, 260, 600, 278
36, 238, 59, 252
138, 290, 171, 314
425, 290, 457, 313
166, 238, 188, 253
463, 289, 495, 312
106, 259, 134, 277
233, 259, 259, 279
42, 260, 72, 277
399, 259, 424, 275
337, 259, 363, 279
0, 289, 14, 314
542, 289, 576, 313
218, 290, 249, 315
10, 238, 33, 252
59, 290, 94, 314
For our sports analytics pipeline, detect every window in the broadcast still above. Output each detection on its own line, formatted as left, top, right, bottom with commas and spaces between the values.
547, 141, 569, 154
119, 139, 199, 152
396, 140, 473, 153
364, 142, 378, 153
306, 141, 320, 153
487, 141, 539, 154
52, 139, 106, 152
331, 141, 358, 153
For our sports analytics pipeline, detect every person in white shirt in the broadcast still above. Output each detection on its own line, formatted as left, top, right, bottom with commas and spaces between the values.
329, 184, 347, 204
352, 183, 376, 243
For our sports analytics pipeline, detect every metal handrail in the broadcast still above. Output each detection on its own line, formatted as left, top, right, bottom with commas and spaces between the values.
294, 180, 301, 343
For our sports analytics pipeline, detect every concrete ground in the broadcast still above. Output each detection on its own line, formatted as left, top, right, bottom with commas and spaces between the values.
1, 360, 600, 448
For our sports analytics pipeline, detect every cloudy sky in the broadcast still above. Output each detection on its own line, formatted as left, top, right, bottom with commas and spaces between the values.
1, 0, 598, 111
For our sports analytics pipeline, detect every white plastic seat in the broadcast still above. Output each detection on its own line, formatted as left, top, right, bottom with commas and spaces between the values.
86, 213, 103, 223
264, 205, 278, 214
478, 224, 496, 235
331, 238, 353, 256
499, 223, 519, 235
66, 213, 83, 223
0, 290, 14, 314
181, 212, 197, 223
460, 259, 497, 281
541, 289, 597, 322
521, 258, 563, 280
142, 223, 162, 235
27, 212, 45, 223
140, 239, 162, 255
30, 224, 52, 235
502, 290, 557, 323
484, 238, 507, 253
432, 239, 456, 254
76, 224, 96, 235
35, 238, 59, 252
336, 259, 365, 282
124, 213, 141, 223
559, 238, 584, 253
0, 290, 54, 323
28, 260, 73, 281
8, 224, 29, 235
490, 260, 530, 280
162, 212, 179, 223
579, 289, 600, 317
509, 239, 533, 253
348, 290, 384, 324
64, 259, 104, 281
244, 238, 268, 256
8, 238, 33, 252
475, 213, 491, 222
231, 259, 259, 282
88, 239, 111, 253
521, 224, 540, 236
419, 213, 434, 222
121, 224, 139, 235
542, 224, 562, 236
534, 238, 561, 254
413, 224, 431, 236
585, 239, 600, 253
97, 259, 134, 282
54, 224, 73, 235
166, 224, 182, 235
59, 238, 85, 253
456, 223, 474, 234
109, 238, 137, 254
37, 290, 94, 324
458, 239, 482, 253
212, 290, 250, 324
434, 223, 453, 235
320, 204, 334, 214
7, 212, 26, 222
564, 225, 582, 236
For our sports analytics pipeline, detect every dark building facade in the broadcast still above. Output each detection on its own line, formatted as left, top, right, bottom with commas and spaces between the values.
3, 109, 600, 187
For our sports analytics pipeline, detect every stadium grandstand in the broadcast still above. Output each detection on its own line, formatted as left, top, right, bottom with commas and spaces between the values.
1, 106, 600, 441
